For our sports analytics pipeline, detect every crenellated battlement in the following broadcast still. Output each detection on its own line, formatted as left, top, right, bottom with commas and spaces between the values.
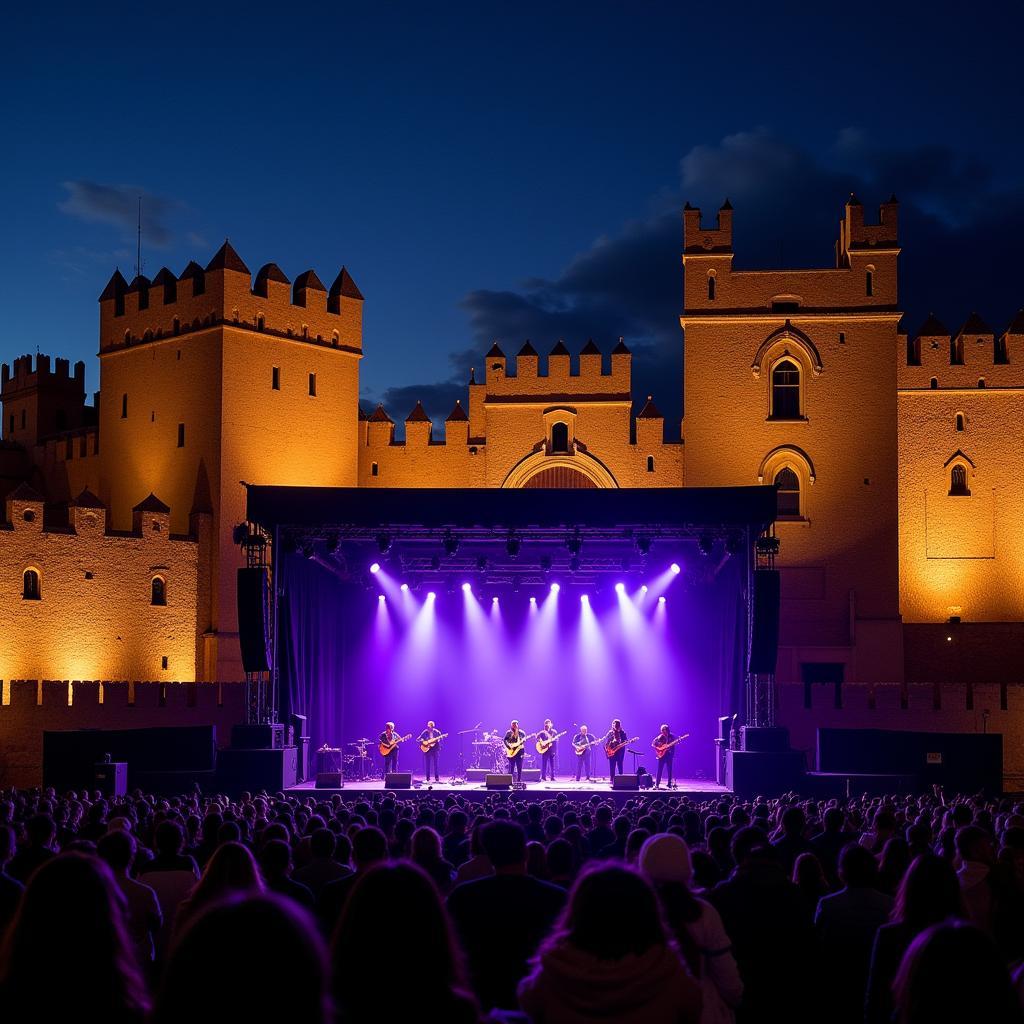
683, 200, 733, 253
99, 242, 364, 355
838, 193, 899, 260
2, 353, 85, 392
482, 337, 632, 397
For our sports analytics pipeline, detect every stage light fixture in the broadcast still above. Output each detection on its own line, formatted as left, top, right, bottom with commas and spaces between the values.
581, 594, 589, 604
530, 596, 537, 604
566, 529, 582, 556
540, 555, 553, 572
427, 591, 436, 600
615, 582, 626, 594
506, 533, 521, 559
641, 584, 649, 594
378, 594, 385, 602
659, 596, 667, 605
492, 596, 499, 604
369, 562, 381, 574
550, 582, 560, 594
430, 555, 441, 571
461, 582, 472, 593
376, 533, 392, 555
443, 531, 460, 557
698, 533, 715, 557
569, 555, 581, 573
400, 583, 409, 592
670, 562, 681, 575
476, 555, 488, 572
636, 536, 652, 557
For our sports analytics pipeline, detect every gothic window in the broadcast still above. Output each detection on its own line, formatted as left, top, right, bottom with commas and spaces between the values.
774, 467, 801, 518
151, 576, 167, 606
23, 568, 40, 601
949, 464, 970, 496
951, 337, 964, 365
551, 421, 570, 453
930, 377, 938, 390
707, 275, 716, 300
866, 270, 873, 297
647, 455, 655, 473
770, 360, 801, 419
995, 335, 1009, 365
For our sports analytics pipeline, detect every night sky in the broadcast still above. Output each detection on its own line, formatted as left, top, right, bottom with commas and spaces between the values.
3, 2, 1023, 433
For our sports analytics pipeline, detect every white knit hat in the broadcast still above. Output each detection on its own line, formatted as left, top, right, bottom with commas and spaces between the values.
639, 832, 693, 885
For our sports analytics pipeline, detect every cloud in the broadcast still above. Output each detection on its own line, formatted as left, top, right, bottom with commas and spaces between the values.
366, 346, 480, 427
58, 181, 180, 248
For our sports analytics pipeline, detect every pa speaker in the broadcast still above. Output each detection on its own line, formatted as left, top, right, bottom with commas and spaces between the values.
486, 773, 513, 790
749, 569, 780, 674
237, 567, 271, 674
315, 772, 342, 789
94, 762, 128, 797
385, 772, 412, 789
612, 774, 639, 790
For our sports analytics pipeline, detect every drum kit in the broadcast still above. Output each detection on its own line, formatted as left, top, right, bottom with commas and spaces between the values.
470, 727, 536, 770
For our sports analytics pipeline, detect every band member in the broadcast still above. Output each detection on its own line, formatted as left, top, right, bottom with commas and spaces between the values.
418, 720, 442, 783
652, 723, 677, 789
380, 721, 399, 775
537, 718, 558, 781
573, 725, 593, 782
504, 719, 525, 783
606, 719, 627, 778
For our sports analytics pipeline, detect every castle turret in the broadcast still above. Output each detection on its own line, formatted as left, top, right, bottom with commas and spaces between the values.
516, 341, 538, 379
405, 401, 432, 446
444, 400, 469, 445
1, 352, 88, 446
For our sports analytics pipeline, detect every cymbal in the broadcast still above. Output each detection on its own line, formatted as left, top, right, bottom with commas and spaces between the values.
353, 738, 371, 743
472, 741, 496, 745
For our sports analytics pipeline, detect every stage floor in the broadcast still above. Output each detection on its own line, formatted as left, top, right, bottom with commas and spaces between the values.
287, 777, 730, 800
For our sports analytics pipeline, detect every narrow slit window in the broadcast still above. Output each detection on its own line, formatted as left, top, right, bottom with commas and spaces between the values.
707, 276, 716, 300
177, 423, 185, 448
272, 367, 280, 390
151, 576, 167, 606
647, 455, 655, 472
866, 270, 873, 296
121, 394, 128, 418
23, 568, 41, 601
308, 372, 317, 397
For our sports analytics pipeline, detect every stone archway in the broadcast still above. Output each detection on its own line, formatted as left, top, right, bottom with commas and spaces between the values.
501, 450, 619, 489
521, 465, 599, 488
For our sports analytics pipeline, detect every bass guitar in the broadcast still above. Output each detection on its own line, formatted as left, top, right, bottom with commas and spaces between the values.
604, 735, 639, 758
503, 731, 539, 759
419, 731, 449, 753
653, 732, 690, 759
536, 729, 568, 754
378, 733, 412, 757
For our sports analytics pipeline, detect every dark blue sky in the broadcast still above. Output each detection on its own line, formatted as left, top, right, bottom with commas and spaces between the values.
3, 2, 1023, 431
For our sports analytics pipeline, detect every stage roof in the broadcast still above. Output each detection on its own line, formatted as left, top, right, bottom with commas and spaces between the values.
245, 485, 777, 532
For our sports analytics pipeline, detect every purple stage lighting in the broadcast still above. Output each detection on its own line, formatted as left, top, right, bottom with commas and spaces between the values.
427, 591, 436, 600
659, 595, 667, 604
492, 596, 499, 604
670, 562, 681, 575
378, 593, 385, 602
461, 582, 472, 593
530, 596, 537, 604
369, 562, 381, 574
400, 583, 409, 592
581, 594, 589, 604
550, 582, 560, 594
615, 582, 626, 594
641, 584, 649, 593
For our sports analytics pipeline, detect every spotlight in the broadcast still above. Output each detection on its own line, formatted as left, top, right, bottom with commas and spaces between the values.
476, 555, 488, 572
369, 562, 381, 574
698, 533, 715, 557
641, 584, 649, 594
427, 591, 436, 600
492, 596, 499, 604
530, 596, 537, 604
443, 531, 460, 557
376, 532, 392, 555
670, 562, 681, 575
581, 594, 589, 604
430, 555, 441, 572
565, 529, 582, 556
400, 583, 409, 592
569, 555, 580, 573
325, 535, 339, 555
506, 533, 521, 559
636, 536, 652, 558
302, 544, 315, 560
540, 555, 553, 572
378, 594, 385, 602
659, 596, 666, 605
550, 582, 560, 594
461, 582, 472, 593
615, 582, 625, 594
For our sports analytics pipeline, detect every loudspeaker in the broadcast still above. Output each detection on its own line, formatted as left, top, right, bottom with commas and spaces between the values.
749, 569, 780, 673
217, 747, 297, 794
612, 774, 639, 789
237, 567, 271, 674
94, 762, 128, 797
231, 723, 284, 750
727, 749, 805, 796
315, 772, 342, 788
385, 772, 412, 789
486, 773, 513, 790
742, 726, 791, 752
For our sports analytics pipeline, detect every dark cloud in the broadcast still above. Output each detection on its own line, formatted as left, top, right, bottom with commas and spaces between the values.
58, 181, 179, 248
368, 346, 479, 428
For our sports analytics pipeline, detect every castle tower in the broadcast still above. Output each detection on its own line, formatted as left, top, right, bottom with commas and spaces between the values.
681, 197, 903, 683
1, 353, 89, 447
96, 241, 364, 680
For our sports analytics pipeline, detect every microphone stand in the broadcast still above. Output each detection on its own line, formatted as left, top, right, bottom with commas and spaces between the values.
451, 722, 482, 786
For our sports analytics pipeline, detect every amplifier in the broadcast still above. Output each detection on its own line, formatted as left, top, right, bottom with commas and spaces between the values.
315, 772, 342, 789
486, 773, 513, 790
612, 774, 639, 790
384, 772, 412, 789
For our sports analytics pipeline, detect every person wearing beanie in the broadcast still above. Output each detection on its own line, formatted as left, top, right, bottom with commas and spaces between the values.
640, 834, 743, 1024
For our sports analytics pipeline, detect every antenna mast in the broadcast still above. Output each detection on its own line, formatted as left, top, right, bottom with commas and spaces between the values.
135, 196, 142, 278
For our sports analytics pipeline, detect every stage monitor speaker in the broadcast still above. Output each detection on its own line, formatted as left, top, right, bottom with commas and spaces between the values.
94, 761, 128, 797
749, 569, 780, 674
486, 773, 513, 790
237, 567, 271, 674
385, 772, 412, 789
315, 772, 342, 789
612, 774, 639, 790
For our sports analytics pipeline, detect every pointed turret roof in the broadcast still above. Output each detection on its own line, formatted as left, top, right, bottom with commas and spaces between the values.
550, 340, 570, 356
358, 405, 370, 421
368, 404, 393, 424
7, 481, 44, 502
637, 395, 663, 419
486, 342, 505, 358
916, 313, 949, 337
329, 267, 363, 301
99, 269, 128, 301
517, 340, 538, 357
1005, 309, 1024, 335
957, 311, 992, 336
612, 337, 630, 355
446, 400, 469, 422
406, 401, 430, 422
720, 198, 733, 210
294, 269, 326, 292
847, 192, 862, 206
128, 274, 151, 292
133, 492, 170, 514
580, 338, 601, 355
255, 262, 290, 286
150, 267, 177, 288
73, 487, 105, 509
178, 260, 205, 280
206, 240, 250, 274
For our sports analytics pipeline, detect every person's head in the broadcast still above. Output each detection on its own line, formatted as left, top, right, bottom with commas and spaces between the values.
823, 807, 845, 833
793, 851, 827, 891
956, 825, 994, 866
544, 719, 553, 731
612, 719, 622, 731
552, 864, 670, 960
893, 853, 963, 929
411, 826, 443, 864
0, 853, 148, 1018
511, 719, 519, 732
332, 863, 474, 1016
660, 724, 670, 736
352, 826, 388, 870
385, 721, 394, 732
189, 841, 263, 913
893, 921, 1021, 1024
639, 833, 693, 887
580, 725, 589, 735
259, 839, 293, 881
731, 825, 769, 866
25, 813, 56, 849
97, 829, 136, 875
781, 806, 806, 837
625, 828, 651, 863
547, 838, 574, 880
309, 828, 336, 861
839, 842, 879, 888
525, 841, 547, 878
157, 895, 329, 1024
427, 720, 435, 730
481, 820, 526, 871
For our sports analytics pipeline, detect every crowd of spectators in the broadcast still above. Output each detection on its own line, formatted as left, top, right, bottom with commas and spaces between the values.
1, 784, 1024, 1022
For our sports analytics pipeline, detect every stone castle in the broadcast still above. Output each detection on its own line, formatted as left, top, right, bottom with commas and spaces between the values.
3, 194, 1022, 708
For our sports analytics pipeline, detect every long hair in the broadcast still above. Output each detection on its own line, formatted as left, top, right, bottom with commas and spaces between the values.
891, 854, 963, 930
178, 841, 263, 929
331, 862, 476, 1023
0, 853, 148, 1022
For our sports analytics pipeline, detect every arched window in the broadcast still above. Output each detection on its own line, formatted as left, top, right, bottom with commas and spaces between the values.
930, 377, 938, 390
151, 576, 167, 606
770, 360, 801, 419
646, 455, 655, 473
949, 465, 970, 496
951, 337, 964, 365
23, 568, 40, 601
955, 413, 965, 432
774, 467, 801, 518
550, 421, 570, 453
707, 275, 716, 300
865, 270, 873, 297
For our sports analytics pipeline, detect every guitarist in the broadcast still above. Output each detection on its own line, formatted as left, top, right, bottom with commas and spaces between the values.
418, 720, 443, 783
606, 719, 627, 779
379, 721, 400, 775
504, 720, 525, 783
537, 718, 558, 781
652, 723, 677, 789
572, 725, 593, 782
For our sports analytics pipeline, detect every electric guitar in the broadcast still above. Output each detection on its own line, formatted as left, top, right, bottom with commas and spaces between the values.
573, 735, 599, 756
604, 735, 639, 758
378, 733, 412, 757
503, 731, 539, 759
419, 731, 449, 753
536, 729, 568, 754
653, 733, 690, 759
